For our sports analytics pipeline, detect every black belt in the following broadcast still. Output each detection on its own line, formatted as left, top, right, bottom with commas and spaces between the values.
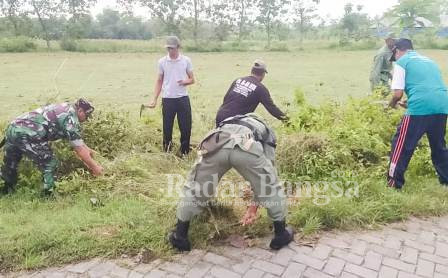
0, 137, 5, 148
219, 119, 276, 148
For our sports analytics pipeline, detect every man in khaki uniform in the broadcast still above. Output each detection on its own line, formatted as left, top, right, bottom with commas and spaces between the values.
170, 114, 293, 252
369, 33, 396, 92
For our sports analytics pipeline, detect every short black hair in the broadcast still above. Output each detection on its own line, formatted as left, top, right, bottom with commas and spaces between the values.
251, 67, 265, 76
394, 38, 413, 51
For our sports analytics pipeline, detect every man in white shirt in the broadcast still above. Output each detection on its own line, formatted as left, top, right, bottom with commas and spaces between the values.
149, 36, 195, 155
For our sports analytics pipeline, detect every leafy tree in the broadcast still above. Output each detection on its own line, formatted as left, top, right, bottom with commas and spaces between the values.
231, 0, 255, 42
29, 0, 60, 48
340, 3, 371, 40
206, 1, 233, 41
389, 0, 441, 33
256, 0, 290, 48
290, 0, 320, 45
60, 0, 97, 20
119, 0, 184, 36
186, 0, 205, 45
0, 0, 24, 35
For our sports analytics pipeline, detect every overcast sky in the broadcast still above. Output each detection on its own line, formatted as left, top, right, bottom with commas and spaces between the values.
91, 0, 399, 20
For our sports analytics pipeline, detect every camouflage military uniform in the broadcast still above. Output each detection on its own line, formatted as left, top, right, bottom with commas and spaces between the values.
1, 103, 84, 192
369, 45, 394, 91
177, 114, 287, 222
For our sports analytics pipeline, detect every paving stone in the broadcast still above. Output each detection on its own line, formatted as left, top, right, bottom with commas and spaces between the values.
66, 259, 101, 274
303, 268, 333, 278
379, 266, 398, 278
203, 252, 233, 267
262, 274, 277, 278
271, 248, 296, 266
159, 262, 188, 276
435, 263, 448, 274
384, 236, 403, 250
368, 244, 400, 259
232, 256, 255, 274
359, 234, 384, 245
418, 231, 436, 245
436, 241, 448, 258
185, 261, 212, 278
333, 249, 364, 265
350, 239, 368, 255
252, 260, 285, 276
288, 244, 313, 254
383, 258, 415, 273
320, 238, 351, 249
292, 253, 325, 270
243, 269, 265, 278
397, 271, 421, 278
344, 263, 377, 278
363, 251, 382, 271
323, 257, 345, 276
220, 246, 245, 259
87, 262, 116, 277
385, 229, 417, 241
400, 247, 418, 264
281, 262, 306, 278
177, 249, 206, 266
340, 272, 359, 278
166, 275, 181, 278
129, 271, 145, 278
404, 240, 435, 254
209, 266, 241, 278
244, 248, 273, 260
133, 260, 161, 274
144, 269, 166, 278
434, 273, 448, 278
311, 245, 332, 260
41, 272, 65, 278
419, 252, 448, 265
109, 264, 130, 278
416, 259, 434, 278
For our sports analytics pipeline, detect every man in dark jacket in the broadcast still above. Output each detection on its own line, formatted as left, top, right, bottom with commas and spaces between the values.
215, 60, 288, 126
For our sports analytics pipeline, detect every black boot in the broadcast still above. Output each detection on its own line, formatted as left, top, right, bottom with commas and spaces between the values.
270, 220, 294, 250
169, 220, 191, 252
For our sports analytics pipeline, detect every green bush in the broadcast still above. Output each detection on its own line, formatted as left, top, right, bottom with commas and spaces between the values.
278, 88, 407, 180
266, 41, 289, 52
59, 38, 82, 52
0, 37, 37, 53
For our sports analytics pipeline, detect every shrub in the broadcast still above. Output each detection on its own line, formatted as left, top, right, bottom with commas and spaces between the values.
59, 38, 81, 52
0, 36, 37, 53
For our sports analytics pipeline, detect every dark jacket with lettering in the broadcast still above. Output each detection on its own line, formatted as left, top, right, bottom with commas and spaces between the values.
215, 76, 286, 126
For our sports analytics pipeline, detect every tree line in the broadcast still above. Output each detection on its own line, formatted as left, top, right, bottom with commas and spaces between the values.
0, 0, 446, 49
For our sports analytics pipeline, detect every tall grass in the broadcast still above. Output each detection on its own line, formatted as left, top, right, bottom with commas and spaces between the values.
2, 92, 448, 271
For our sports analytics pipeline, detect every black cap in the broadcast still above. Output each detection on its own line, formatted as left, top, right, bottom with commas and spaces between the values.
390, 38, 414, 62
394, 38, 413, 51
75, 98, 94, 117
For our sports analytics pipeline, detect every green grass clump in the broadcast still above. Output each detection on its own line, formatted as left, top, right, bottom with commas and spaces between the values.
0, 37, 37, 53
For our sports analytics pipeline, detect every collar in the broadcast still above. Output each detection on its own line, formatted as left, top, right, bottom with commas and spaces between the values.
167, 54, 182, 61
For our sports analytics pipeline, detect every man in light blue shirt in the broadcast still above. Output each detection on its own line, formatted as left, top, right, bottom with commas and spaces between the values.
387, 38, 448, 189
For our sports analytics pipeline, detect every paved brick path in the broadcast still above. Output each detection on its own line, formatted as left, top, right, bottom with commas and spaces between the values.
6, 216, 448, 278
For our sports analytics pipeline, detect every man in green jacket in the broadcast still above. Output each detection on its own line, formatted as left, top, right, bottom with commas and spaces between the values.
369, 33, 396, 93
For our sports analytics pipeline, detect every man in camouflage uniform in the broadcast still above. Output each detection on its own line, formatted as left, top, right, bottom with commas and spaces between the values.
369, 33, 396, 93
170, 114, 293, 252
0, 99, 103, 196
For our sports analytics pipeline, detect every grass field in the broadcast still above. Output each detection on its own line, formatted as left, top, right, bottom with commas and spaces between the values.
1, 49, 448, 271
